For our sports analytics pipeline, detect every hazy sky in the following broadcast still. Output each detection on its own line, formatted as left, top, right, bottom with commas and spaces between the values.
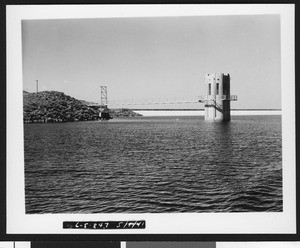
22, 15, 281, 109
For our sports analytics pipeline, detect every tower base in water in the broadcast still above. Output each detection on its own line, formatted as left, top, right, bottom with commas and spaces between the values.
202, 73, 237, 122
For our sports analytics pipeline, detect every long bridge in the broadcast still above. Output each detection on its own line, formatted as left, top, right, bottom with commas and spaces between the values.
91, 74, 238, 122
87, 86, 205, 108
88, 89, 237, 108
105, 96, 203, 107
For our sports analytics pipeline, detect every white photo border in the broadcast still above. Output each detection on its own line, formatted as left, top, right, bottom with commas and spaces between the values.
6, 4, 296, 236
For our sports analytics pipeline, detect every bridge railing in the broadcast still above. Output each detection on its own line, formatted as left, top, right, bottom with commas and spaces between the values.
88, 95, 237, 107
107, 96, 202, 106
198, 95, 238, 102
221, 95, 238, 101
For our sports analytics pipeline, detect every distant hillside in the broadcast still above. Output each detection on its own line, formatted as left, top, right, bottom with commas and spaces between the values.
80, 99, 99, 106
23, 91, 99, 123
23, 91, 142, 123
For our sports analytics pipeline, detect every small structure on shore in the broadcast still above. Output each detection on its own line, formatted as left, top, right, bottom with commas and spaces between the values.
199, 73, 237, 122
99, 106, 112, 120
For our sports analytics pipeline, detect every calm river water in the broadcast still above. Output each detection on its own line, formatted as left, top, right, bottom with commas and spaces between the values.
24, 115, 282, 213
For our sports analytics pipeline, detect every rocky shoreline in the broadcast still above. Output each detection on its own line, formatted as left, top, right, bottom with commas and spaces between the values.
23, 91, 142, 123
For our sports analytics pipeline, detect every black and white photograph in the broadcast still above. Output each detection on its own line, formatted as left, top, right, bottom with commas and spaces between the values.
22, 14, 283, 214
6, 4, 296, 236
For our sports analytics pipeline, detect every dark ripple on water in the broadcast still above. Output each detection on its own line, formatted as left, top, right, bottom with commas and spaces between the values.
24, 116, 282, 213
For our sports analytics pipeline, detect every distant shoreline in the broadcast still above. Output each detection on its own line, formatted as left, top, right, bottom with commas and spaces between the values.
134, 110, 282, 117
131, 109, 281, 111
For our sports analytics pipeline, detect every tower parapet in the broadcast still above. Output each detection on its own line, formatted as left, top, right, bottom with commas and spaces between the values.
199, 73, 237, 122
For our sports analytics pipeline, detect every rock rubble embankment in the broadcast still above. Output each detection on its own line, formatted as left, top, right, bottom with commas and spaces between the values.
23, 91, 142, 123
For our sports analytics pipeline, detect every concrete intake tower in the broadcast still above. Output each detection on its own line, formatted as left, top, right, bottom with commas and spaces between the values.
200, 73, 237, 122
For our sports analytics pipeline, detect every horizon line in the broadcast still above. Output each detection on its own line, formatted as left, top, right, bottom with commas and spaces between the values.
129, 109, 282, 111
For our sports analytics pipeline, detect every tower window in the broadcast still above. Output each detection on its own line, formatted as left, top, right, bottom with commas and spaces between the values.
216, 83, 219, 95
208, 84, 211, 95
